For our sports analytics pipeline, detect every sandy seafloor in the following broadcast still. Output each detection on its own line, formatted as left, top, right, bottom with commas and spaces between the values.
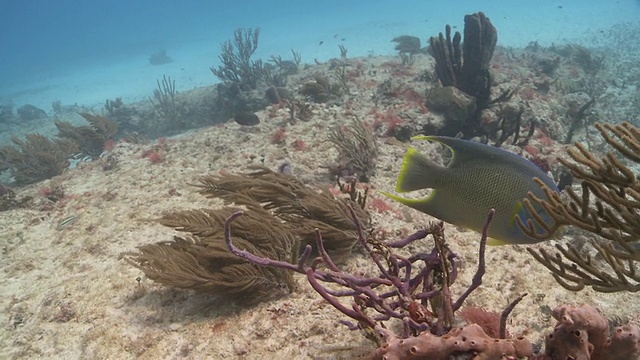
2, 2, 640, 359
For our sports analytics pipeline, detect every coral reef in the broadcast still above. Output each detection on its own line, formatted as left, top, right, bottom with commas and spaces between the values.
519, 122, 640, 292
563, 94, 596, 143
458, 306, 504, 338
6, 12, 640, 358
149, 75, 185, 126
558, 44, 606, 76
263, 51, 301, 87
429, 12, 496, 109
265, 85, 291, 104
195, 166, 369, 260
391, 35, 425, 55
284, 99, 313, 123
222, 202, 640, 359
101, 83, 220, 138
0, 183, 31, 211
16, 104, 47, 121
208, 27, 294, 122
301, 74, 343, 103
492, 104, 535, 147
371, 323, 532, 360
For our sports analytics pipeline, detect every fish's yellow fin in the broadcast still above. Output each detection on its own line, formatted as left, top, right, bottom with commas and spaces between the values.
380, 191, 423, 207
411, 135, 435, 141
395, 147, 442, 193
509, 202, 525, 231
486, 237, 510, 246
381, 189, 443, 221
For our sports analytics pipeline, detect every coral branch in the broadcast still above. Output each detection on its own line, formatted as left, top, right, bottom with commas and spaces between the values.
521, 121, 640, 292
224, 207, 532, 357
500, 293, 527, 339
210, 28, 264, 90
453, 208, 492, 311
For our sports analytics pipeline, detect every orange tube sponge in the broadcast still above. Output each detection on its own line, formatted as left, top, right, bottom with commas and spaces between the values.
608, 324, 640, 360
543, 304, 640, 360
370, 323, 532, 360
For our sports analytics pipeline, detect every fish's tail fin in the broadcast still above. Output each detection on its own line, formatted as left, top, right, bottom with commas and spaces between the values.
396, 147, 442, 193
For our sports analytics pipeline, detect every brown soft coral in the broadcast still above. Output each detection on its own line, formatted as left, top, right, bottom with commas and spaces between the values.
369, 323, 532, 360
542, 304, 640, 360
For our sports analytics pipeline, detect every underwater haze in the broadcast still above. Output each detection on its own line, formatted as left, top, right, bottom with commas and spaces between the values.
0, 0, 638, 111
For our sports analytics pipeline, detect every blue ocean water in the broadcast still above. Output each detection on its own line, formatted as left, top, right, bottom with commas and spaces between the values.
1, 0, 638, 110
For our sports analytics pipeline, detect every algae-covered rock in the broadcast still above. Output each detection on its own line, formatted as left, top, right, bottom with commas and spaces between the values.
426, 86, 477, 124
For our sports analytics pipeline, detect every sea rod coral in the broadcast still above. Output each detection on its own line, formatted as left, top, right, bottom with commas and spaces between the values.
224, 208, 534, 358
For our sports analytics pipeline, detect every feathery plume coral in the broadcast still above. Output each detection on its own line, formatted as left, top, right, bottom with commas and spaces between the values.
124, 166, 369, 300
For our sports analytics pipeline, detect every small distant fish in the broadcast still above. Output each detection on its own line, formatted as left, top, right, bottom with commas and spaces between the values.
382, 136, 560, 245
56, 215, 78, 230
277, 160, 293, 175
